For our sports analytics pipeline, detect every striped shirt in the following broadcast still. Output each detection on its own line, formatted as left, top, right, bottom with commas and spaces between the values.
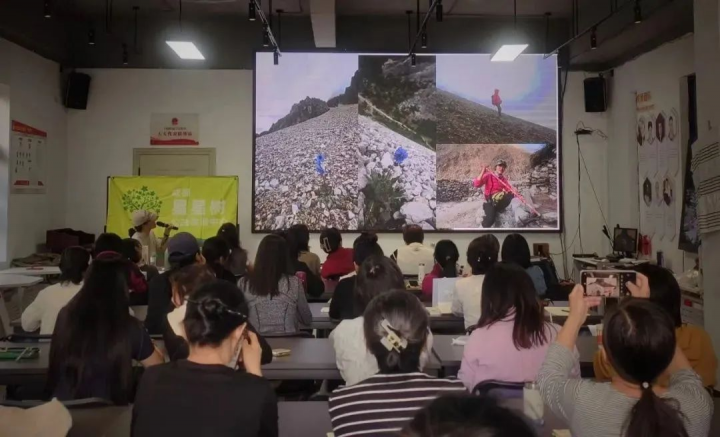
328, 372, 466, 437
539, 343, 714, 437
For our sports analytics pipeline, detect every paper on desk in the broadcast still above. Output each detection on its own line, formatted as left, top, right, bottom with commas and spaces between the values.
426, 307, 442, 316
438, 302, 452, 314
544, 307, 570, 317
320, 307, 330, 313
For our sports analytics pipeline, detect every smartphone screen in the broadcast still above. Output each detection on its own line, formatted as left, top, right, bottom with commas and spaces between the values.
581, 270, 637, 297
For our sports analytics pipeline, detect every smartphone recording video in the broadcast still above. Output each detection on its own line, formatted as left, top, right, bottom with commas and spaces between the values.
581, 270, 637, 298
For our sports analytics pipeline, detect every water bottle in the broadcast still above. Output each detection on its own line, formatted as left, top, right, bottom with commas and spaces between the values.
418, 263, 426, 284
523, 381, 544, 425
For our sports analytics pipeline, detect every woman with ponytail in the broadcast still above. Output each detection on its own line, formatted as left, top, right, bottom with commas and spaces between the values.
133, 280, 278, 437
458, 263, 577, 390
539, 287, 713, 437
452, 235, 499, 329
329, 255, 405, 385
329, 290, 466, 436
420, 240, 459, 299
501, 233, 547, 296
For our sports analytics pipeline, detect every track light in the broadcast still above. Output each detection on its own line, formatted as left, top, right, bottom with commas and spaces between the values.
88, 28, 96, 45
634, 1, 642, 24
421, 29, 428, 49
122, 44, 129, 65
411, 53, 417, 66
249, 1, 256, 21
44, 1, 52, 18
263, 26, 270, 47
436, 0, 443, 22
590, 27, 597, 50
273, 50, 279, 65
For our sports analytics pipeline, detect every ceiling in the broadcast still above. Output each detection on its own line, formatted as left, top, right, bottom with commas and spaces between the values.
0, 0, 694, 71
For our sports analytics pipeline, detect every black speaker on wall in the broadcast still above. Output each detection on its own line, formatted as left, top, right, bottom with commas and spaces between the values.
584, 77, 607, 113
64, 72, 91, 109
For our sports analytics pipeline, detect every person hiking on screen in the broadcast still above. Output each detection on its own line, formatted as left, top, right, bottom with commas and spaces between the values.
473, 159, 514, 228
491, 89, 503, 117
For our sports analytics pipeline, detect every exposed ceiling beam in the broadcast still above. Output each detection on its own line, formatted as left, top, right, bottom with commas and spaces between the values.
310, 0, 336, 48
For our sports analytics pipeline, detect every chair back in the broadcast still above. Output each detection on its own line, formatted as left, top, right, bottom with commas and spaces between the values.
472, 380, 525, 399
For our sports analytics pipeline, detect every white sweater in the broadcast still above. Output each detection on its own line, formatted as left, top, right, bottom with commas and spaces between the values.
21, 282, 83, 335
394, 243, 435, 276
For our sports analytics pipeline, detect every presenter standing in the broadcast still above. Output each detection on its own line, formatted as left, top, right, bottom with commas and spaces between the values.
129, 210, 171, 265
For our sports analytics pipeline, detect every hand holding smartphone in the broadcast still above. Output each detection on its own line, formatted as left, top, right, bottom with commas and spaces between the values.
581, 270, 637, 298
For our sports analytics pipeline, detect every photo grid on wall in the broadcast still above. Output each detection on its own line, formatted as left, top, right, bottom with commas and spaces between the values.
253, 53, 560, 232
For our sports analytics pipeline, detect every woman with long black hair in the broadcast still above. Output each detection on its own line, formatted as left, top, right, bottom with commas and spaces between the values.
216, 223, 249, 277
539, 288, 713, 437
458, 263, 575, 390
47, 256, 163, 404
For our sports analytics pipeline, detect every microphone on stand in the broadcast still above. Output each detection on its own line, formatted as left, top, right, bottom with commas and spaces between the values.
157, 221, 179, 231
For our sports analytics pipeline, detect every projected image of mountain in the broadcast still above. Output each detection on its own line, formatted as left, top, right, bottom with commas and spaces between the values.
434, 55, 557, 145
358, 55, 436, 151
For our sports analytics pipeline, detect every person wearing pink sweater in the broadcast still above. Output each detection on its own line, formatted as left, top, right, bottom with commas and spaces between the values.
458, 263, 578, 390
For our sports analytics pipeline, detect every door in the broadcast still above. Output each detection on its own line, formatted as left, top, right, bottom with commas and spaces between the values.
133, 148, 216, 176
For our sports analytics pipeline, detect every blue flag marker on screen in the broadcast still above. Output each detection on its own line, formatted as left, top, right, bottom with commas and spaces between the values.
315, 154, 326, 176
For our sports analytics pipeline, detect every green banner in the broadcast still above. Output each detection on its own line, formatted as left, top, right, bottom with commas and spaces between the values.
106, 176, 238, 239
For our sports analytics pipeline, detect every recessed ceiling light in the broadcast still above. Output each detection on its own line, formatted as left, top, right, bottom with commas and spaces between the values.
166, 41, 205, 60
491, 44, 528, 62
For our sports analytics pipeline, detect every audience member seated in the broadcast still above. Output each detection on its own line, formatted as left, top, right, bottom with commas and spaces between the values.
239, 234, 312, 334
329, 232, 384, 321
122, 237, 159, 283
319, 227, 355, 279
421, 239, 459, 299
94, 233, 148, 304
128, 209, 170, 262
501, 233, 547, 296
145, 232, 205, 334
162, 264, 272, 364
47, 256, 164, 404
452, 235, 499, 329
132, 280, 278, 437
217, 222, 249, 277
594, 265, 718, 387
401, 394, 537, 437
330, 256, 405, 385
391, 224, 435, 276
283, 230, 325, 298
289, 224, 321, 276
458, 263, 576, 390
329, 291, 465, 436
539, 287, 713, 437
202, 237, 238, 283
21, 246, 90, 335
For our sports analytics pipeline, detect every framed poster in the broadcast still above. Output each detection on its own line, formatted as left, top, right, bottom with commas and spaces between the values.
10, 120, 46, 194
150, 113, 200, 146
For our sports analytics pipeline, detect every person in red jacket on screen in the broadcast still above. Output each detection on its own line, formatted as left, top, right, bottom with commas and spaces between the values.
473, 160, 514, 228
491, 89, 503, 117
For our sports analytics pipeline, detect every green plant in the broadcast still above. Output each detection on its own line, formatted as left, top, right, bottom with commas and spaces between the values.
121, 186, 162, 213
361, 171, 405, 228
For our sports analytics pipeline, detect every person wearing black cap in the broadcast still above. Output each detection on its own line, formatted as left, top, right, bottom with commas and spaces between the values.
472, 159, 513, 228
145, 232, 205, 334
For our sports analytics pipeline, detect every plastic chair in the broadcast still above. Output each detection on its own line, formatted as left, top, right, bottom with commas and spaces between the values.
472, 380, 525, 399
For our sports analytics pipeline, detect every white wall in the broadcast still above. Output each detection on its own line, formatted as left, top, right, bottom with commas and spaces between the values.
65, 68, 608, 277
0, 38, 68, 263
605, 34, 696, 274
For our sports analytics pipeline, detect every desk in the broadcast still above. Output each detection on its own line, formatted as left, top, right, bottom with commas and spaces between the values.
309, 302, 466, 334
432, 335, 599, 377
264, 338, 341, 380
279, 402, 331, 437
0, 266, 61, 278
0, 341, 49, 385
0, 275, 43, 336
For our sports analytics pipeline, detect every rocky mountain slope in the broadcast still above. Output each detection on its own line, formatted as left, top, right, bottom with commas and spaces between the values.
254, 105, 359, 230
428, 89, 556, 145
258, 97, 329, 137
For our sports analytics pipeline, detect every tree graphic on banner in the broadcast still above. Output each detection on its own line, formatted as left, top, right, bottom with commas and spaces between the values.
121, 186, 162, 213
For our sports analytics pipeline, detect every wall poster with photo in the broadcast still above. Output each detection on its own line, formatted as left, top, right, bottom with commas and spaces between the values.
253, 52, 560, 232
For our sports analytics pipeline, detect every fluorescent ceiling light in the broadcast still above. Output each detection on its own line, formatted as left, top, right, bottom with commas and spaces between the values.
491, 44, 529, 62
166, 41, 205, 60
